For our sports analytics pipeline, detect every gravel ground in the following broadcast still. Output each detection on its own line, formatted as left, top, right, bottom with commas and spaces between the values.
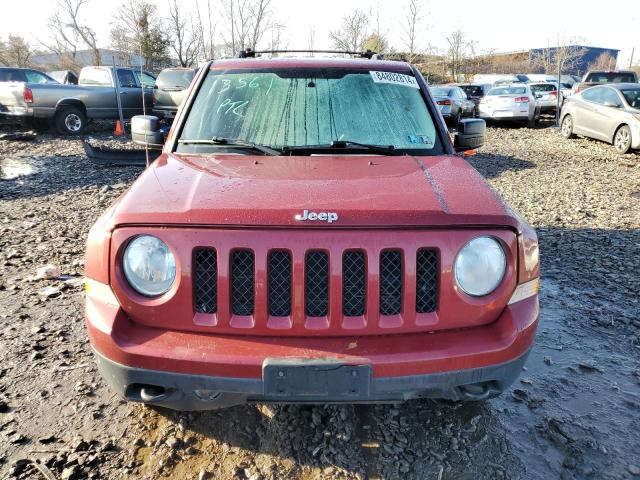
0, 124, 639, 480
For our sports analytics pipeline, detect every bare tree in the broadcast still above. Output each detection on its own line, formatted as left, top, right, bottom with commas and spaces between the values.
329, 9, 370, 52
247, 0, 271, 50
307, 25, 316, 51
265, 23, 286, 51
167, 0, 199, 66
0, 35, 34, 67
445, 29, 475, 81
401, 0, 422, 63
194, 0, 217, 60
111, 0, 170, 71
35, 9, 82, 71
587, 52, 618, 71
55, 0, 101, 65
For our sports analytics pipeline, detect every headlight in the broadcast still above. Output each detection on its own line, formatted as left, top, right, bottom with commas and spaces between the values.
454, 236, 506, 297
123, 235, 176, 296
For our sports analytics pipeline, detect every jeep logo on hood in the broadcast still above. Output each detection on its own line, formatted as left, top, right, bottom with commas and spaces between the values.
294, 210, 339, 223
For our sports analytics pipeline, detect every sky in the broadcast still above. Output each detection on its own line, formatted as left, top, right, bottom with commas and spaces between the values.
1, 0, 638, 67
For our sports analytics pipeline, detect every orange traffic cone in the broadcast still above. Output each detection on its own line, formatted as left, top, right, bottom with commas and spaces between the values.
114, 120, 124, 136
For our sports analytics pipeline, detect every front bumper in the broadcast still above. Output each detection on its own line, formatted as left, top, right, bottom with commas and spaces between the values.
86, 288, 539, 410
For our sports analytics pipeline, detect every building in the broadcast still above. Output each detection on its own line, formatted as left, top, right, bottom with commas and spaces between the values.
30, 48, 145, 70
473, 45, 620, 77
529, 46, 619, 75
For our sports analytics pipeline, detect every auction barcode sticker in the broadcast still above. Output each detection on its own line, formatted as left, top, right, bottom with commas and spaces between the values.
370, 71, 419, 88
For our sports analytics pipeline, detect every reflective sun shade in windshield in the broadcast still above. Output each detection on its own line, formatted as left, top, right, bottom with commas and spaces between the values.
179, 69, 439, 151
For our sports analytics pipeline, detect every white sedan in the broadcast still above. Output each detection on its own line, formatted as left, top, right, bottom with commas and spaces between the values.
478, 84, 538, 126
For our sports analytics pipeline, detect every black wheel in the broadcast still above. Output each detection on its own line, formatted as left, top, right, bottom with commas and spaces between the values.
30, 118, 51, 132
55, 106, 87, 135
613, 125, 632, 154
560, 115, 576, 139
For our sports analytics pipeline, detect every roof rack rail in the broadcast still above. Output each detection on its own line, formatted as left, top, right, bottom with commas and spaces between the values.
237, 48, 382, 59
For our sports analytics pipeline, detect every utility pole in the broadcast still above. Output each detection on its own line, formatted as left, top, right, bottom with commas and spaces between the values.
629, 47, 635, 69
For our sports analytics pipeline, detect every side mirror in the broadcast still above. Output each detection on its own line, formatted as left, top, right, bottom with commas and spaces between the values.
454, 118, 486, 152
602, 101, 621, 108
131, 115, 164, 149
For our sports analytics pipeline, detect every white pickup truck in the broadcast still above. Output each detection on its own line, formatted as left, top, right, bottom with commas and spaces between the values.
0, 66, 154, 134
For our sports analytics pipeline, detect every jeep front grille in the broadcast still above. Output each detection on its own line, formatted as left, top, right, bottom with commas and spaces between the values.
193, 248, 217, 314
193, 246, 438, 323
268, 250, 292, 317
416, 249, 439, 313
379, 250, 403, 315
231, 250, 254, 315
342, 250, 366, 316
305, 251, 329, 317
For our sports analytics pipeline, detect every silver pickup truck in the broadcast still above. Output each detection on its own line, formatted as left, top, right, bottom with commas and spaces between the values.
0, 66, 155, 135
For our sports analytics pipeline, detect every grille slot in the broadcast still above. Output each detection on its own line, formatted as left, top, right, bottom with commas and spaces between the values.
193, 248, 217, 313
379, 250, 403, 315
231, 250, 254, 315
342, 251, 366, 316
268, 251, 292, 316
416, 249, 438, 313
305, 251, 329, 317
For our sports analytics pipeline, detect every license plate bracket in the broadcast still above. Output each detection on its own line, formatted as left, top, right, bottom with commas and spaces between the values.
263, 359, 371, 398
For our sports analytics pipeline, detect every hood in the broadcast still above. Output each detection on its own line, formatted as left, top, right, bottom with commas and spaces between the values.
106, 153, 520, 230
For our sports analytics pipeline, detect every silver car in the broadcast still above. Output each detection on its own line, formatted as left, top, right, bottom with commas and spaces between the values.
560, 84, 640, 154
529, 82, 559, 114
478, 84, 538, 126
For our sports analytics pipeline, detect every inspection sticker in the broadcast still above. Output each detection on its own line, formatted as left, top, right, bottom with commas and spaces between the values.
370, 71, 419, 88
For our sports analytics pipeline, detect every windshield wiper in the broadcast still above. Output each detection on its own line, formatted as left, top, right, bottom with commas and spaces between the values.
178, 137, 281, 156
283, 140, 401, 156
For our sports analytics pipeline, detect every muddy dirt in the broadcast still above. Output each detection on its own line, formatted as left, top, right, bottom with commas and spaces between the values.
0, 125, 639, 480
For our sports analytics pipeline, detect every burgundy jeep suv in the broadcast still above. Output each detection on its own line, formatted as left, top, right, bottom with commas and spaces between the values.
84, 54, 540, 410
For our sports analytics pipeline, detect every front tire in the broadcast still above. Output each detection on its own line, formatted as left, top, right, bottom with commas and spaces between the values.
55, 106, 87, 135
613, 125, 632, 154
560, 115, 576, 139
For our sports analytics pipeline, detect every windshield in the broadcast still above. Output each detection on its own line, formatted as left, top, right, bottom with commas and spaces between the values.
178, 68, 440, 154
585, 72, 637, 83
429, 87, 451, 97
460, 85, 483, 97
530, 84, 556, 92
488, 87, 527, 96
158, 69, 195, 89
621, 88, 640, 108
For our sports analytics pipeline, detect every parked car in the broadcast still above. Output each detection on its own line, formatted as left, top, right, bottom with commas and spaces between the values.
0, 65, 154, 134
0, 67, 58, 84
429, 85, 476, 125
560, 83, 640, 154
529, 82, 558, 114
572, 70, 639, 95
84, 54, 540, 411
478, 84, 538, 126
456, 83, 491, 114
152, 67, 197, 120
0, 67, 59, 129
48, 70, 79, 85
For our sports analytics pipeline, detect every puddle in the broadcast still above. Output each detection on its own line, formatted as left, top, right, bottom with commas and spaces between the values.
0, 157, 37, 180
